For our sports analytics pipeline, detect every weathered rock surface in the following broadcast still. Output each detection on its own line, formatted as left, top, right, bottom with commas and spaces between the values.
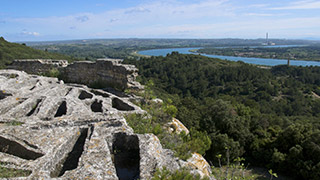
166, 118, 190, 135
187, 153, 212, 178
7, 58, 143, 90
0, 70, 213, 180
165, 118, 214, 179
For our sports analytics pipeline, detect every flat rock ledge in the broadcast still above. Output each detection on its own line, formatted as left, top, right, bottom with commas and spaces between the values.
8, 58, 144, 90
0, 70, 213, 180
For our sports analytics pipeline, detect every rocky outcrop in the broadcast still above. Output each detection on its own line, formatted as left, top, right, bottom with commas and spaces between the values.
165, 118, 214, 179
187, 153, 212, 178
7, 58, 143, 90
166, 118, 190, 135
0, 70, 213, 180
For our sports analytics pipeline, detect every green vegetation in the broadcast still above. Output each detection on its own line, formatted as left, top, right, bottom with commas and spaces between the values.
0, 162, 31, 178
41, 68, 60, 77
212, 148, 283, 180
152, 167, 209, 180
0, 37, 74, 69
268, 169, 278, 180
126, 83, 211, 160
197, 45, 320, 61
5, 121, 24, 126
124, 52, 320, 180
33, 43, 136, 60
212, 155, 255, 180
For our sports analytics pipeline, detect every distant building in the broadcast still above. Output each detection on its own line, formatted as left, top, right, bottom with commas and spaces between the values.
262, 33, 276, 46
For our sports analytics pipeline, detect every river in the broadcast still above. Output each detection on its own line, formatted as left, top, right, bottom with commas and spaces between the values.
138, 47, 320, 67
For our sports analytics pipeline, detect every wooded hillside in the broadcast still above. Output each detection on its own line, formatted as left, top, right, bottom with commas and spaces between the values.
0, 37, 72, 69
125, 52, 320, 180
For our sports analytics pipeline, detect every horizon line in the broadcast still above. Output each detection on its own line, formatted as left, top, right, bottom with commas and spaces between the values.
9, 37, 320, 43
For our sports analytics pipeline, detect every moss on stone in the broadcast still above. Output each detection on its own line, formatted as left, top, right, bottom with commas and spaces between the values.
0, 165, 31, 178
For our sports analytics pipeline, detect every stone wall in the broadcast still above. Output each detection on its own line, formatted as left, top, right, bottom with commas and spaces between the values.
8, 58, 142, 90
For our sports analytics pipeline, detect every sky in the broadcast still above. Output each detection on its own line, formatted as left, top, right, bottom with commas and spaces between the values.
1, 0, 320, 41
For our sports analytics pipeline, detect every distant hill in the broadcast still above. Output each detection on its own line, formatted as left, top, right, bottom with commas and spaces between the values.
0, 37, 73, 69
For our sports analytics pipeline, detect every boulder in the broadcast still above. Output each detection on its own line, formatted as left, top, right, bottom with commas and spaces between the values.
166, 118, 190, 135
187, 152, 213, 179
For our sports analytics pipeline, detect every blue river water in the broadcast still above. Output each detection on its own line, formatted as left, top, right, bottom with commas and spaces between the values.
138, 47, 320, 67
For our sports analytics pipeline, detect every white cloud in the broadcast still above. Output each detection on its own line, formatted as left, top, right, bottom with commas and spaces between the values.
7, 0, 234, 31
76, 15, 89, 22
22, 31, 40, 36
117, 16, 320, 38
124, 7, 151, 14
244, 13, 274, 17
3, 0, 320, 40
247, 4, 269, 8
270, 0, 320, 10
109, 18, 118, 23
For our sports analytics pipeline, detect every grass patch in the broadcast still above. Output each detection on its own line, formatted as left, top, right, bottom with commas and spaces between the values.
212, 166, 291, 180
0, 166, 31, 178
4, 121, 24, 126
152, 167, 209, 180
212, 166, 261, 180
46, 68, 60, 78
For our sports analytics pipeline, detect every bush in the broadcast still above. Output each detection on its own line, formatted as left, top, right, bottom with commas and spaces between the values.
46, 68, 60, 77
126, 97, 211, 160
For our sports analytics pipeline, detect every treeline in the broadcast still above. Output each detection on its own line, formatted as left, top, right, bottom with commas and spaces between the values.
124, 52, 320, 180
0, 37, 73, 69
198, 46, 320, 61
33, 44, 137, 60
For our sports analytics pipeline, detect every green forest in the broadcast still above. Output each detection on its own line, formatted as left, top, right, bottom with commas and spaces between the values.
0, 37, 73, 69
124, 52, 320, 180
197, 45, 320, 61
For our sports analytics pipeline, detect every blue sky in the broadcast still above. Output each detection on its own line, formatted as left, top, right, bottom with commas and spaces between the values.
1, 0, 320, 41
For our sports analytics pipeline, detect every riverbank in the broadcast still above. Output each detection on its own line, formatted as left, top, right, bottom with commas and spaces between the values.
131, 51, 151, 58
196, 46, 320, 62
138, 47, 320, 66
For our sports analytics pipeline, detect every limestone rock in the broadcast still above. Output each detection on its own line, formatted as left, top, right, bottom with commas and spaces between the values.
166, 118, 190, 135
138, 134, 182, 179
7, 58, 144, 90
151, 98, 163, 104
187, 153, 213, 179
0, 69, 212, 180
